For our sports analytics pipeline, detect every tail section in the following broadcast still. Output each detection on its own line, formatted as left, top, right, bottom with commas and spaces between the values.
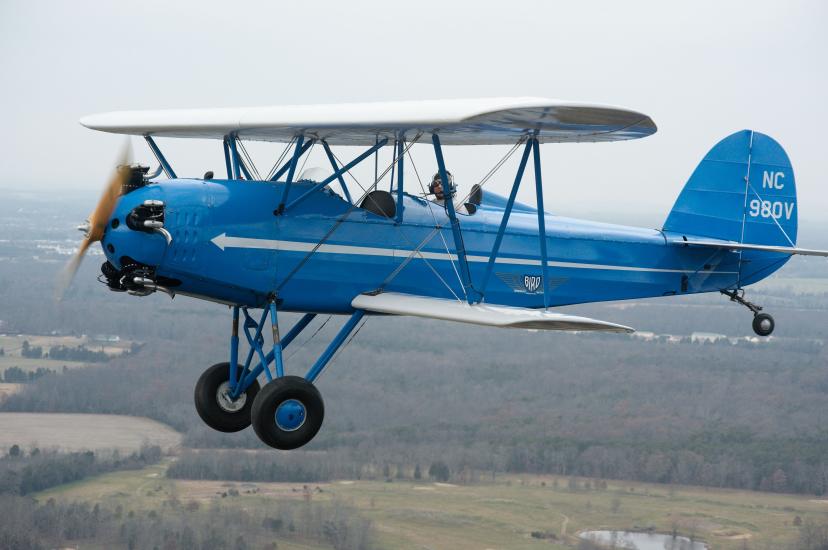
664, 130, 797, 246
664, 130, 797, 284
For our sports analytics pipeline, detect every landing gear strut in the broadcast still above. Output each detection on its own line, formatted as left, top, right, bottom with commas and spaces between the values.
194, 301, 365, 450
721, 289, 775, 337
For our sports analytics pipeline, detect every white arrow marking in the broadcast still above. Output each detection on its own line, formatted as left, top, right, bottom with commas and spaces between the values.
211, 233, 397, 257
211, 233, 281, 252
208, 233, 720, 274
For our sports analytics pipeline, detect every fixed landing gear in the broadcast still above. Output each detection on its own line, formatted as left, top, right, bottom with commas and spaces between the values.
194, 303, 365, 450
752, 313, 775, 337
251, 376, 324, 450
194, 362, 260, 432
721, 289, 775, 337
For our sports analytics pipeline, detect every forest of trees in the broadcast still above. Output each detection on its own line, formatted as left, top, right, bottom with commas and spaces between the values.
167, 449, 458, 485
4, 321, 828, 494
168, 450, 355, 483
2, 366, 54, 383
0, 493, 375, 550
0, 445, 162, 495
46, 343, 112, 362
17, 340, 112, 363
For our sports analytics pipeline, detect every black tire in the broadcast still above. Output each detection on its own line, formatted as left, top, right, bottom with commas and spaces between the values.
251, 376, 324, 450
752, 313, 775, 337
194, 362, 260, 433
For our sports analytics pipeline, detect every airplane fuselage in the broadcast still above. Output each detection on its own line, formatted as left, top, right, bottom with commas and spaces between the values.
101, 178, 781, 312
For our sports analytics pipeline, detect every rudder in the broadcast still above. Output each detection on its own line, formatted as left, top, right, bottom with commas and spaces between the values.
664, 130, 797, 247
664, 130, 797, 285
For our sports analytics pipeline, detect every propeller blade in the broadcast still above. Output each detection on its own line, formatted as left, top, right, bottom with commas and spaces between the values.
88, 139, 131, 242
55, 238, 92, 301
55, 139, 132, 300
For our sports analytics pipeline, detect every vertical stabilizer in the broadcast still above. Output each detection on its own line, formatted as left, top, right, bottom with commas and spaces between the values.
664, 130, 797, 247
664, 130, 797, 285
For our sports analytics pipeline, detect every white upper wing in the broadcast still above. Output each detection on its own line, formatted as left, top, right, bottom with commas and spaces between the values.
80, 97, 656, 146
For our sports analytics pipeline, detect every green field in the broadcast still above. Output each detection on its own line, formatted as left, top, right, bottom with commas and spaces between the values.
0, 354, 86, 373
37, 462, 828, 549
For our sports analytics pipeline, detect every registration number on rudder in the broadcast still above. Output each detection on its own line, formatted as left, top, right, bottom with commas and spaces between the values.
748, 199, 794, 220
749, 171, 795, 220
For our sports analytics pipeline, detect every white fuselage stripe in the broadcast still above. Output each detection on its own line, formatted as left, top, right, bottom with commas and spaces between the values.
212, 234, 736, 274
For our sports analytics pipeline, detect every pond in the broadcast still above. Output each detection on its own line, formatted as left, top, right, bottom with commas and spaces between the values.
578, 530, 709, 550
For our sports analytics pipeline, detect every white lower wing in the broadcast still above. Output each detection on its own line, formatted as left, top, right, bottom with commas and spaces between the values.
673, 239, 828, 257
352, 292, 634, 333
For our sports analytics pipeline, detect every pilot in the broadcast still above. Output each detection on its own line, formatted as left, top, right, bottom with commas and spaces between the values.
429, 171, 473, 214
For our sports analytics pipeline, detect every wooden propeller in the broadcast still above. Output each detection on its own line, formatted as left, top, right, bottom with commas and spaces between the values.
56, 140, 132, 300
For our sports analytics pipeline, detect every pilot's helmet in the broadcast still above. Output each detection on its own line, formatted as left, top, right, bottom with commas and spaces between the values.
429, 171, 456, 198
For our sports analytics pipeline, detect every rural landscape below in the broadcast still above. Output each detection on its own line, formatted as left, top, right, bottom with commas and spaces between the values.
1, 191, 828, 549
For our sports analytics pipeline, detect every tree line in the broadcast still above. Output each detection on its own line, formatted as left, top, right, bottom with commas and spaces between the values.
2, 366, 54, 383
19, 340, 112, 362
0, 493, 375, 550
0, 445, 161, 496
167, 450, 458, 485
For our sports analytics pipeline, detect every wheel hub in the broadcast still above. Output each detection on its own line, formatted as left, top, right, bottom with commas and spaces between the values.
760, 319, 772, 331
275, 399, 307, 431
216, 381, 246, 413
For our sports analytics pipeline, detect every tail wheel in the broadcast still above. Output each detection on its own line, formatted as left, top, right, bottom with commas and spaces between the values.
752, 313, 775, 337
251, 376, 324, 450
194, 362, 260, 432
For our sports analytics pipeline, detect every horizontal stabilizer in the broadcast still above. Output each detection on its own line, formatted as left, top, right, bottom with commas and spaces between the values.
352, 292, 634, 333
672, 239, 828, 257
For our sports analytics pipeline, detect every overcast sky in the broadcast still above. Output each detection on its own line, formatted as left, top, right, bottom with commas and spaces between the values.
1, 0, 825, 227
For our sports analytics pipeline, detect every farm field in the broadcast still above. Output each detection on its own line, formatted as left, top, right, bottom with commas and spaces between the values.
38, 462, 828, 549
0, 412, 181, 453
0, 354, 85, 372
0, 334, 88, 352
0, 333, 135, 374
0, 335, 85, 352
0, 334, 133, 356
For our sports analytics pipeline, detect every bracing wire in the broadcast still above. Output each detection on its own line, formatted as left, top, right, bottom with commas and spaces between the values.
459, 137, 526, 205
404, 147, 466, 298
285, 315, 332, 361
236, 138, 262, 180
265, 137, 296, 181
330, 147, 462, 301
275, 134, 423, 292
275, 135, 525, 300
376, 226, 440, 290
380, 137, 525, 297
317, 316, 369, 382
295, 140, 316, 179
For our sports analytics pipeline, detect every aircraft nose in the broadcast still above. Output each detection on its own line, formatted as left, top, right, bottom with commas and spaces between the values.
103, 197, 170, 267
99, 192, 171, 293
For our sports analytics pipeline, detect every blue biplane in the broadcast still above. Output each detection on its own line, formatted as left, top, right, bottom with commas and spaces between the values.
65, 98, 826, 449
